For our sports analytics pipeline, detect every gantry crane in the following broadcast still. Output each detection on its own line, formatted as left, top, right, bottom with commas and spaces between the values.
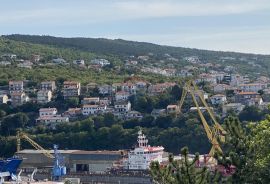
178, 80, 226, 156
16, 131, 66, 181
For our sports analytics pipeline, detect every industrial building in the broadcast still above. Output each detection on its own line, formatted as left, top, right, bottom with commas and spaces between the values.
16, 150, 124, 173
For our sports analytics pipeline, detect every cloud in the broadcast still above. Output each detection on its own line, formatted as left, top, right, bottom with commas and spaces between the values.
113, 0, 270, 18
104, 26, 270, 54
0, 0, 270, 25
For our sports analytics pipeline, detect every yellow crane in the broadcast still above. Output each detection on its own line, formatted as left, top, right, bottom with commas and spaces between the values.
178, 80, 226, 156
16, 131, 54, 159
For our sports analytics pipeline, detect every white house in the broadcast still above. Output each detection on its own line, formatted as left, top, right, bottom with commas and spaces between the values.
114, 101, 131, 113
39, 108, 57, 117
36, 115, 69, 125
82, 105, 107, 116
210, 94, 227, 105
91, 59, 110, 67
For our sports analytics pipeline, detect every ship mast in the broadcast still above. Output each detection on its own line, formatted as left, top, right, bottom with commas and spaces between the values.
137, 130, 148, 148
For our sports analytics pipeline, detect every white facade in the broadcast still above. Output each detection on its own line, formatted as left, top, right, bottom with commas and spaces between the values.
82, 105, 107, 115
36, 115, 69, 124
91, 59, 110, 67
114, 101, 131, 113
39, 108, 57, 117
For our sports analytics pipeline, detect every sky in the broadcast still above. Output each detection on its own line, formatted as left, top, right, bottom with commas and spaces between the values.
0, 0, 270, 54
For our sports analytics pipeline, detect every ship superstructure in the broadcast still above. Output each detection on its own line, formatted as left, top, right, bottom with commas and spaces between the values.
126, 130, 164, 170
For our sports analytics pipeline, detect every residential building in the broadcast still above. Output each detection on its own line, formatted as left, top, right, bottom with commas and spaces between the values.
37, 90, 52, 104
167, 105, 179, 114
125, 111, 143, 120
230, 74, 248, 86
86, 83, 98, 92
9, 81, 24, 93
1, 54, 16, 60
115, 91, 130, 101
239, 83, 267, 92
151, 109, 166, 117
222, 103, 245, 115
31, 54, 41, 62
63, 81, 81, 99
39, 108, 57, 117
98, 85, 113, 95
63, 108, 82, 117
235, 92, 262, 106
114, 101, 131, 113
0, 94, 8, 104
36, 115, 69, 125
210, 94, 227, 105
73, 59, 85, 66
135, 81, 148, 92
148, 82, 176, 95
100, 98, 111, 106
91, 59, 110, 67
0, 61, 11, 66
213, 84, 231, 93
17, 61, 33, 69
82, 104, 107, 116
10, 92, 29, 106
41, 81, 56, 91
52, 58, 67, 64
82, 97, 100, 105
121, 82, 137, 94
195, 73, 217, 85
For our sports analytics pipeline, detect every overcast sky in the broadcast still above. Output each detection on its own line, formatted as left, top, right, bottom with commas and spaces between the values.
1, 0, 270, 54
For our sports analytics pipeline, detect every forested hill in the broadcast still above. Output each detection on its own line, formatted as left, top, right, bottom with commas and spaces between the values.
3, 34, 268, 60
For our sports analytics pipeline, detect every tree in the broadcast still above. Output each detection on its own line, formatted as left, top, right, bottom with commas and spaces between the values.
0, 113, 29, 136
238, 106, 262, 122
150, 147, 210, 184
170, 85, 182, 102
247, 115, 270, 183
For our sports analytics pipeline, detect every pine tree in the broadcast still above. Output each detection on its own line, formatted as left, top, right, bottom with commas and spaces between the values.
150, 147, 210, 184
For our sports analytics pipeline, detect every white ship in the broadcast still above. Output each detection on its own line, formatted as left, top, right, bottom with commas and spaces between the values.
124, 130, 164, 170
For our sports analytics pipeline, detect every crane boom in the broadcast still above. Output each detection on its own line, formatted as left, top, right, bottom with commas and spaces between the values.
177, 80, 224, 155
16, 131, 54, 159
